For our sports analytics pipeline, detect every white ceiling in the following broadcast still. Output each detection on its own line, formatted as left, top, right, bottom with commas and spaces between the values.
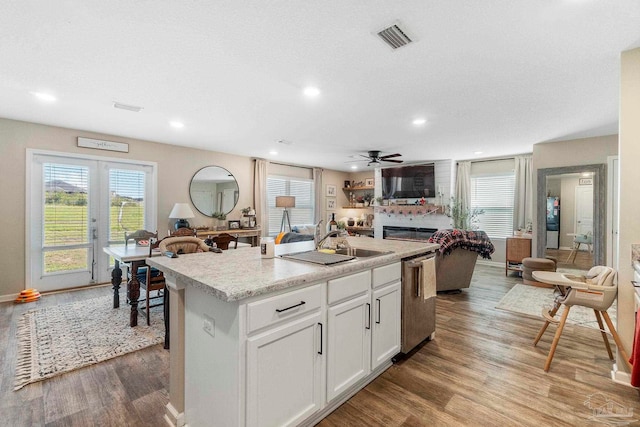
1, 1, 639, 172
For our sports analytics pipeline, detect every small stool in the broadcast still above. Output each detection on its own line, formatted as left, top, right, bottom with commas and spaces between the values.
522, 257, 556, 288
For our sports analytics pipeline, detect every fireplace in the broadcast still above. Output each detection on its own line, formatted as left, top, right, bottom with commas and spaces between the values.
383, 226, 438, 241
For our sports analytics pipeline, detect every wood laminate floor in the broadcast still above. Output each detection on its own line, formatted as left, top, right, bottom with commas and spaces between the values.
2, 265, 639, 426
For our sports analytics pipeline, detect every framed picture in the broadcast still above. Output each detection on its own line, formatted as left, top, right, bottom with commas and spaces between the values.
344, 180, 352, 189
326, 198, 336, 210
228, 220, 241, 229
365, 178, 374, 187
326, 184, 337, 197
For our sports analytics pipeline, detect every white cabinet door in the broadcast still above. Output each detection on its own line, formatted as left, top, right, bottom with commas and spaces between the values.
371, 282, 401, 370
326, 293, 371, 401
246, 312, 323, 427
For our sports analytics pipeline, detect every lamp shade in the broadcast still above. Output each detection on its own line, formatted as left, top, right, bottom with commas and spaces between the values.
275, 196, 295, 208
169, 203, 195, 219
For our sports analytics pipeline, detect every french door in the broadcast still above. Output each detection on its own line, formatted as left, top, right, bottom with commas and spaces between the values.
28, 150, 156, 291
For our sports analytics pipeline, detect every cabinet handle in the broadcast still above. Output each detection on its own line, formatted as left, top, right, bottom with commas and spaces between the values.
366, 303, 371, 330
318, 322, 323, 355
376, 298, 381, 324
275, 301, 305, 313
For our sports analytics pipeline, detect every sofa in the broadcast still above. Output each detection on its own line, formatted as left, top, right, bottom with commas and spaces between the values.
428, 229, 495, 292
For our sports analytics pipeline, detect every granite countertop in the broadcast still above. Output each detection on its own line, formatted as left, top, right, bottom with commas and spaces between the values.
146, 236, 438, 302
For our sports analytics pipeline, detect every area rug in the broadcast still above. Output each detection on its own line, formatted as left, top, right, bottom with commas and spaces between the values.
14, 295, 164, 390
496, 284, 617, 330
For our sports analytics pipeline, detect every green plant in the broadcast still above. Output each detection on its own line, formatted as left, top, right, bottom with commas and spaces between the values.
241, 206, 252, 215
375, 196, 383, 206
337, 221, 346, 230
212, 211, 226, 220
445, 198, 484, 230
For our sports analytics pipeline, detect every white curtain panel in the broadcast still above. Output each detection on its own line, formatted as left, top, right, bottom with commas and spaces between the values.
455, 161, 471, 211
313, 167, 323, 226
514, 155, 533, 230
254, 159, 269, 236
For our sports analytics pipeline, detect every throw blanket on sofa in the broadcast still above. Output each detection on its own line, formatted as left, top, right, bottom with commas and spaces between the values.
428, 229, 495, 259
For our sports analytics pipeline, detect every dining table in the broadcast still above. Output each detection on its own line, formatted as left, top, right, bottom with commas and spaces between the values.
102, 244, 168, 348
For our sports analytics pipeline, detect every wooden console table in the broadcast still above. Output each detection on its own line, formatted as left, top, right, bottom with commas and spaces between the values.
505, 237, 532, 275
195, 228, 261, 246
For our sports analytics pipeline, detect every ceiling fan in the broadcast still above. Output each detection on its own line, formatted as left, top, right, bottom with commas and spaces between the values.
352, 150, 404, 166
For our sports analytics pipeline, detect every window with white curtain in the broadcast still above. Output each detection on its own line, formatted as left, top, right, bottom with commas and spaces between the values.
267, 175, 315, 235
470, 173, 515, 238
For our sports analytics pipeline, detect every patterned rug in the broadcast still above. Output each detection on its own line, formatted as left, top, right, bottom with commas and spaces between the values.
496, 284, 617, 330
14, 295, 164, 390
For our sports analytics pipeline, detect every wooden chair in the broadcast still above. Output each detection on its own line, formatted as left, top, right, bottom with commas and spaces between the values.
565, 232, 593, 263
143, 236, 214, 348
533, 266, 631, 372
211, 233, 238, 250
124, 230, 158, 305
169, 227, 197, 237
124, 229, 157, 247
138, 237, 165, 326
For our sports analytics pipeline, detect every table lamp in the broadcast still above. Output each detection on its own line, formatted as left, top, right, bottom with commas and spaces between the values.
169, 203, 195, 230
275, 196, 295, 232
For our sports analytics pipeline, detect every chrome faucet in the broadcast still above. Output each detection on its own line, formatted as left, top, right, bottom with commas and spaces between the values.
316, 229, 342, 250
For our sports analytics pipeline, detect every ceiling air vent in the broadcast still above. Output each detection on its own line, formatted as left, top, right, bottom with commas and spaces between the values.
376, 23, 413, 50
113, 102, 143, 112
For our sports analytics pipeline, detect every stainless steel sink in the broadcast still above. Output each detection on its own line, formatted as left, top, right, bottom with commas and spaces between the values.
334, 248, 392, 258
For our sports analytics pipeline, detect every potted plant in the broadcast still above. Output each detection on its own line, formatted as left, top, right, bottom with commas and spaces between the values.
445, 198, 484, 230
241, 206, 255, 216
363, 193, 373, 206
212, 211, 227, 230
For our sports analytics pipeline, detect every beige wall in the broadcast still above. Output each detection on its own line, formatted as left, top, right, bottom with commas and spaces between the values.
0, 118, 256, 298
532, 135, 618, 256
321, 169, 351, 226
618, 47, 640, 372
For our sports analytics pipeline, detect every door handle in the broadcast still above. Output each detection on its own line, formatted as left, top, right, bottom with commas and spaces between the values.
275, 301, 305, 313
365, 303, 371, 330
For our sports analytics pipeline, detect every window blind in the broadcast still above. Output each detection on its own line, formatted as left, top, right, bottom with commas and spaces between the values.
470, 173, 515, 239
267, 176, 315, 235
43, 163, 89, 247
109, 168, 146, 241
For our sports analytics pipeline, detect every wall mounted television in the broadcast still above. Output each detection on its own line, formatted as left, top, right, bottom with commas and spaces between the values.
381, 163, 435, 199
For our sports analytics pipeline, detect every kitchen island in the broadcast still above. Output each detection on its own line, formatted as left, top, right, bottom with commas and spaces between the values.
147, 236, 438, 427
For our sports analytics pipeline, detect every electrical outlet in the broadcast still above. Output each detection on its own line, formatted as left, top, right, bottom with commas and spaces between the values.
202, 314, 215, 337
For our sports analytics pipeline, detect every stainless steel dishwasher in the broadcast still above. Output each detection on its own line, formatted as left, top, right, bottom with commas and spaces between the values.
400, 251, 437, 354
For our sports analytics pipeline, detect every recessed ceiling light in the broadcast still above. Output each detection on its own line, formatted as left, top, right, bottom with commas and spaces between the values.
582, 172, 592, 177
269, 150, 278, 155
303, 86, 320, 97
169, 121, 184, 129
474, 151, 483, 155
351, 165, 358, 170
30, 91, 56, 102
412, 118, 427, 126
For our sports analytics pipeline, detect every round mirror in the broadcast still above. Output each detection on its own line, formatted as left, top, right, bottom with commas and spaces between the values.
189, 166, 239, 217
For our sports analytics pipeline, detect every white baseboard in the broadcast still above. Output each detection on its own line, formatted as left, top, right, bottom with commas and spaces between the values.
0, 294, 16, 303
1, 282, 112, 304
611, 363, 634, 387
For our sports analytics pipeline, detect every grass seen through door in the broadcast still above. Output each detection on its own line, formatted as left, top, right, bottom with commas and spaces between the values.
44, 193, 144, 273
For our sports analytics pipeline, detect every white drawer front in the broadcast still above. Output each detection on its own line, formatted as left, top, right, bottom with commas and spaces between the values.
372, 262, 401, 289
247, 284, 322, 334
328, 270, 371, 305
